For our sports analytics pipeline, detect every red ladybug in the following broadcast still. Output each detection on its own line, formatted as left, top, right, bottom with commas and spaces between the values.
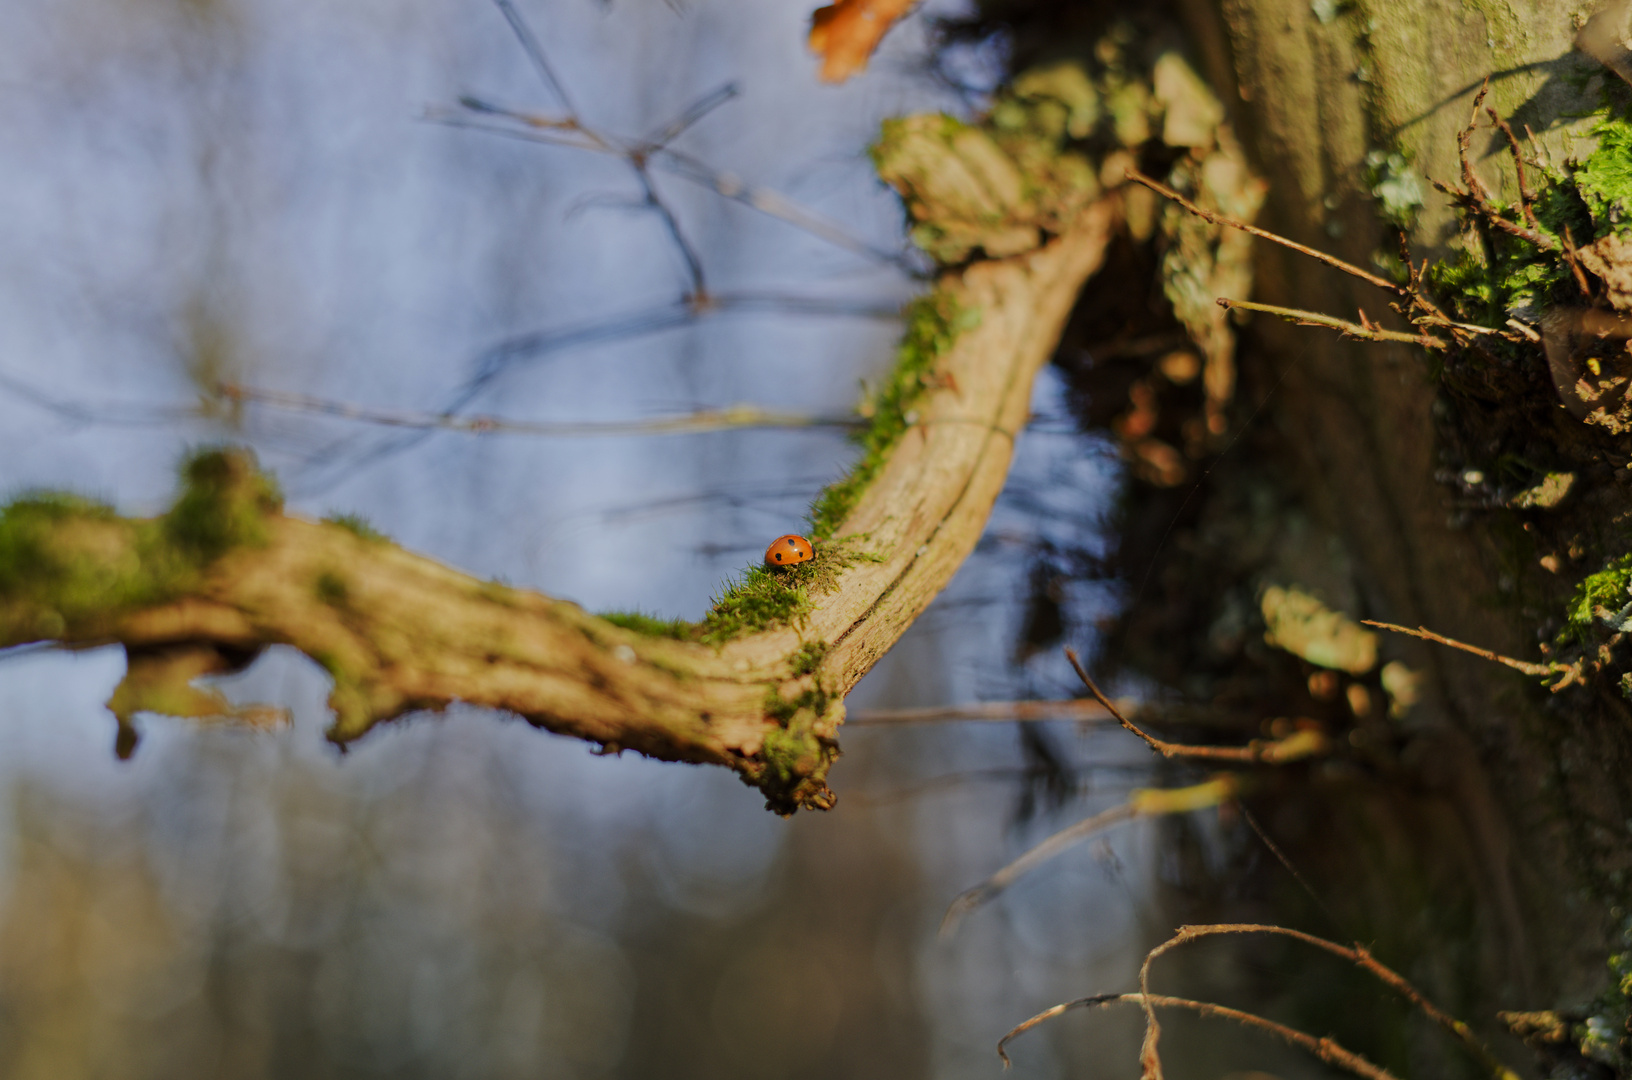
765, 534, 815, 567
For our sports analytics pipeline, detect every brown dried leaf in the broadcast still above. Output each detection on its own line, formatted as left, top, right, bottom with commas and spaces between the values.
808, 0, 917, 83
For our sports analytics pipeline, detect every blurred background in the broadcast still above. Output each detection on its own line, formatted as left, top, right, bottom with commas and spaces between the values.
0, 0, 1337, 1076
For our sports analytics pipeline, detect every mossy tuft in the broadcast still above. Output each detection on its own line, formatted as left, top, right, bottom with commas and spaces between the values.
324, 513, 389, 543
759, 726, 825, 786
0, 493, 175, 636
164, 446, 283, 563
1562, 554, 1632, 642
1575, 116, 1632, 232
315, 570, 349, 606
700, 565, 814, 644
699, 537, 876, 643
790, 640, 828, 676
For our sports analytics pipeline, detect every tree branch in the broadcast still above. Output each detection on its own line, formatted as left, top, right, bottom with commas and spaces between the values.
0, 184, 1118, 814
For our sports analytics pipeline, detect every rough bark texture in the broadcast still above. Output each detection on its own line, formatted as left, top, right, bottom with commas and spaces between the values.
1144, 0, 1625, 1039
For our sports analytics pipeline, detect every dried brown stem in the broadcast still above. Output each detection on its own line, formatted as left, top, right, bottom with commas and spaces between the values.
1361, 620, 1556, 677
1215, 298, 1446, 349
1561, 223, 1595, 299
1436, 81, 1557, 254
1125, 169, 1407, 296
1430, 178, 1558, 252
1487, 106, 1540, 231
1136, 925, 1520, 1080
998, 992, 1400, 1080
1064, 649, 1331, 762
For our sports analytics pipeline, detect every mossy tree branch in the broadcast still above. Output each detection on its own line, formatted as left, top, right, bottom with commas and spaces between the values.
0, 124, 1120, 813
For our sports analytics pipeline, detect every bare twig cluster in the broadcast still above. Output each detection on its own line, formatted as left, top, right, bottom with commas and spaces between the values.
937, 647, 1331, 935
1127, 118, 1538, 354
999, 923, 1521, 1080
259, 0, 926, 493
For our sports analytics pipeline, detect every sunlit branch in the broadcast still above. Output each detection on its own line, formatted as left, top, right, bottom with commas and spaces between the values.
1216, 298, 1446, 348
1125, 169, 1406, 296
1361, 620, 1557, 677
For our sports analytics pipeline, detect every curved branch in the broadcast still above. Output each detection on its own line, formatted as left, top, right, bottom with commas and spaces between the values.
0, 193, 1118, 813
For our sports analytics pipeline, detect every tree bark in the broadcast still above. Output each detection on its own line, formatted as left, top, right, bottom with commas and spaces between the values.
1173, 0, 1621, 1017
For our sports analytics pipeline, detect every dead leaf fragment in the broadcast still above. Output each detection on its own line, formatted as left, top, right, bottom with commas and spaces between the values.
808, 0, 918, 83
1576, 232, 1632, 310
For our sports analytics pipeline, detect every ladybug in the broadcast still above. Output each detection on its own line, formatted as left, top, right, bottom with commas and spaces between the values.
765, 534, 815, 567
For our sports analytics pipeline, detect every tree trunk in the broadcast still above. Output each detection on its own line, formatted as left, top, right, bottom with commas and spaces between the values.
1111, 0, 1625, 1039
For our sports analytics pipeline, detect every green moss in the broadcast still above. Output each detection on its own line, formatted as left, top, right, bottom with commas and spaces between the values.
0, 496, 187, 639
0, 448, 292, 643
164, 446, 282, 563
600, 610, 696, 640
315, 570, 349, 606
698, 537, 876, 644
1561, 554, 1632, 642
700, 565, 814, 644
759, 726, 825, 786
323, 513, 389, 543
790, 640, 828, 676
1576, 116, 1632, 232
809, 290, 979, 540
764, 685, 830, 727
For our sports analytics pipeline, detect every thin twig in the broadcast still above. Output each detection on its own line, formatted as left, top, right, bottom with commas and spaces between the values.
998, 992, 1400, 1080
1216, 298, 1446, 348
1125, 169, 1407, 296
429, 107, 916, 271
1457, 80, 1498, 207
1430, 177, 1558, 252
642, 82, 739, 148
218, 384, 863, 437
1136, 925, 1521, 1080
1361, 620, 1556, 676
1561, 223, 1595, 299
846, 698, 1115, 725
1238, 804, 1347, 934
939, 776, 1241, 937
493, 0, 578, 117
491, 1, 706, 297
1438, 81, 1558, 252
1487, 107, 1540, 232
1064, 648, 1332, 762
940, 801, 1141, 937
